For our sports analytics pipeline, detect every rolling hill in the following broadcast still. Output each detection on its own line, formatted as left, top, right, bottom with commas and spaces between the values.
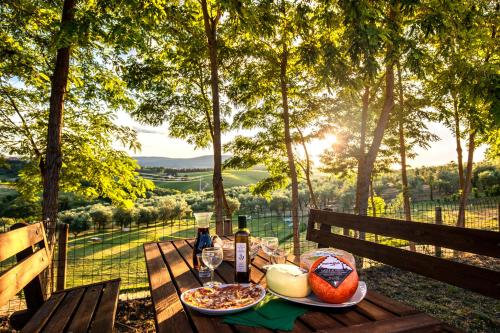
134, 155, 232, 169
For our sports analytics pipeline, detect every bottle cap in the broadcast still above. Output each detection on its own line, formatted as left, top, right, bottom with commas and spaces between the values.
238, 215, 247, 229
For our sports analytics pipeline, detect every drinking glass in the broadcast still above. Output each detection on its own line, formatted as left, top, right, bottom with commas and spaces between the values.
202, 247, 223, 287
261, 237, 279, 256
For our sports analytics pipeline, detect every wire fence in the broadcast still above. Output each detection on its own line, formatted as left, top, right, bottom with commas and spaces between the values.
1, 196, 499, 316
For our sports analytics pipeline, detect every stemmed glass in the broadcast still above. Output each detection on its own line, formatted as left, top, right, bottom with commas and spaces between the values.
201, 247, 223, 287
261, 237, 279, 256
261, 237, 287, 264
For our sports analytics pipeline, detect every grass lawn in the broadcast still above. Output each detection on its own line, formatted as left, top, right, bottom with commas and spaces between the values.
62, 214, 307, 293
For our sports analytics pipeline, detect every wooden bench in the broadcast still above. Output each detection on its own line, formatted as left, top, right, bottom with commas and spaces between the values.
306, 209, 500, 299
0, 222, 121, 332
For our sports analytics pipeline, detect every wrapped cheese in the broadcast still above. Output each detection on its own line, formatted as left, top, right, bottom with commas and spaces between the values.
300, 248, 355, 270
266, 264, 311, 298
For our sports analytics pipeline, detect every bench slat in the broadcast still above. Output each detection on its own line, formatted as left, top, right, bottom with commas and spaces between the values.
89, 279, 120, 333
66, 284, 104, 333
41, 287, 85, 333
0, 248, 49, 308
20, 292, 66, 333
143, 243, 191, 333
317, 313, 443, 333
309, 210, 500, 258
0, 223, 45, 261
308, 229, 500, 299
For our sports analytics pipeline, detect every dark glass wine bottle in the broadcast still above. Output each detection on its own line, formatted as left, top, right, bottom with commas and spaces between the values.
234, 215, 250, 283
193, 213, 213, 270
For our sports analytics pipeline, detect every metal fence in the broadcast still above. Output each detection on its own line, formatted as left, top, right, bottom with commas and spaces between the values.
1, 196, 499, 316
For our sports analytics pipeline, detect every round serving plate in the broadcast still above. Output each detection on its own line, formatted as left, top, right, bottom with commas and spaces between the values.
180, 283, 266, 315
268, 281, 367, 308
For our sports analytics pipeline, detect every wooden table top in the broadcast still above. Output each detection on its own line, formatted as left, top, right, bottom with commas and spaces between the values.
144, 237, 460, 333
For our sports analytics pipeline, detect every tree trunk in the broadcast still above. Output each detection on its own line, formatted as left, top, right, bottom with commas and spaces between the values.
452, 96, 465, 192
201, 0, 224, 235
355, 86, 370, 213
280, 45, 300, 257
396, 64, 415, 251
297, 129, 318, 209
357, 62, 395, 226
42, 0, 76, 295
457, 130, 475, 228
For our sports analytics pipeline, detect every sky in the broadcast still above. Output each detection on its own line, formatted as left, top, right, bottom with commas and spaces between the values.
115, 111, 487, 168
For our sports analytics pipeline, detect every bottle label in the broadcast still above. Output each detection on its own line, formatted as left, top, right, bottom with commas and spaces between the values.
235, 243, 247, 272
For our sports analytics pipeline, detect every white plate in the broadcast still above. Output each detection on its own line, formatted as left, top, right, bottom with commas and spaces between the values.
180, 284, 267, 315
268, 281, 367, 308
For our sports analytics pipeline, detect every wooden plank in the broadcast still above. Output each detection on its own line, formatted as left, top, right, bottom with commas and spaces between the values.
308, 209, 500, 258
307, 229, 500, 299
41, 287, 85, 333
0, 248, 49, 308
298, 311, 344, 330
20, 292, 65, 333
159, 242, 232, 333
90, 279, 120, 333
354, 300, 395, 321
316, 313, 443, 333
329, 309, 371, 326
364, 291, 418, 316
144, 243, 192, 333
8, 223, 46, 313
0, 223, 44, 261
65, 284, 104, 333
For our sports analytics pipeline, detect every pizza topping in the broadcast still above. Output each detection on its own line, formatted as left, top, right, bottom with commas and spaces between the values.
183, 284, 263, 309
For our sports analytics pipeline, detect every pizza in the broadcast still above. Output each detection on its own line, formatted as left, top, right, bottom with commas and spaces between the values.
183, 284, 264, 309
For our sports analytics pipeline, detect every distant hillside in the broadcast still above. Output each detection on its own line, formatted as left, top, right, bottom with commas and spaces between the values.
134, 155, 231, 169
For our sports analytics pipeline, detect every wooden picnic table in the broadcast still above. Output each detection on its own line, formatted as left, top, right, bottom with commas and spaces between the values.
144, 237, 461, 333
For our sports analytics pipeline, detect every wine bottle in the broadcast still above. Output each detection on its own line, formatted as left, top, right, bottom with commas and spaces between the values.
234, 215, 250, 283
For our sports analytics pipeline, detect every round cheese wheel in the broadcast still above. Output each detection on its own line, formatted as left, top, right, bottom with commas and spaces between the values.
308, 256, 358, 304
266, 264, 311, 298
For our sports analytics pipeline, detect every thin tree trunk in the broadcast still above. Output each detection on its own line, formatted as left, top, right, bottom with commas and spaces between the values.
355, 86, 370, 213
457, 130, 475, 228
42, 0, 76, 295
396, 63, 415, 251
201, 0, 224, 235
358, 62, 395, 224
280, 45, 300, 257
453, 97, 465, 192
297, 129, 318, 209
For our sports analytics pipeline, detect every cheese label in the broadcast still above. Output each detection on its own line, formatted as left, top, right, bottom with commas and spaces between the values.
235, 243, 247, 272
313, 256, 352, 288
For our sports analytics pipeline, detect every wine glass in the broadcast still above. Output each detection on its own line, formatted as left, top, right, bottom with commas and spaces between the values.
202, 247, 223, 287
261, 237, 279, 256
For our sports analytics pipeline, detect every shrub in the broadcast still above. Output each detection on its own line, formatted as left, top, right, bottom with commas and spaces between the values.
89, 205, 112, 230
114, 207, 135, 228
65, 213, 91, 237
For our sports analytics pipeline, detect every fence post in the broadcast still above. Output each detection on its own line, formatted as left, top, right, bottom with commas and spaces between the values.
223, 218, 233, 236
435, 207, 442, 258
497, 202, 500, 232
56, 223, 69, 291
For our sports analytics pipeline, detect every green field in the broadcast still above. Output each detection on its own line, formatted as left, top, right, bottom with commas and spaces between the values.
62, 214, 308, 293
142, 169, 269, 192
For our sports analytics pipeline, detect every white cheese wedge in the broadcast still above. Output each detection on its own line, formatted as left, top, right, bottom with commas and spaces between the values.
266, 264, 311, 298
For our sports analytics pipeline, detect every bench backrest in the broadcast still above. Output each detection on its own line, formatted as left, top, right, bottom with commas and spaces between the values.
306, 209, 500, 299
0, 222, 49, 309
